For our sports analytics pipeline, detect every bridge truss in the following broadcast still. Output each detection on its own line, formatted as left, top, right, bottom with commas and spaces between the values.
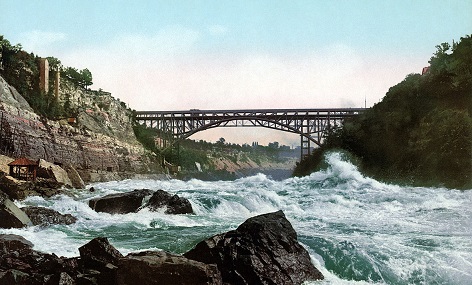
135, 108, 365, 159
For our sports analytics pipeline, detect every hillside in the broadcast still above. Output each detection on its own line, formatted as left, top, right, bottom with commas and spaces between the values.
0, 35, 297, 184
294, 35, 472, 189
0, 36, 163, 183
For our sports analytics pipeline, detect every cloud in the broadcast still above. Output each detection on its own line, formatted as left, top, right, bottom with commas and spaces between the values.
18, 30, 67, 54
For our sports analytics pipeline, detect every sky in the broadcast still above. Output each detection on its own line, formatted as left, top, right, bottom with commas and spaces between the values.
1, 0, 471, 146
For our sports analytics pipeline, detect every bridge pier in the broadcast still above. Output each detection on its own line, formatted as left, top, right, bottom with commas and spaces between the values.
301, 135, 311, 159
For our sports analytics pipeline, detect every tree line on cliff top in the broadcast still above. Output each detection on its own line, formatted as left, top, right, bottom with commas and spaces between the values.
294, 35, 472, 189
0, 35, 93, 119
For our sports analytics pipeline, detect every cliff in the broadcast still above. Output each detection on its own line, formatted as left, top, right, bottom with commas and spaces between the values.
0, 74, 162, 184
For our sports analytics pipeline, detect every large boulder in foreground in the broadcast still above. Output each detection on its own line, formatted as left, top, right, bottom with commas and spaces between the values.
79, 237, 124, 269
88, 189, 153, 214
117, 251, 222, 285
0, 191, 33, 228
146, 190, 194, 214
21, 206, 77, 227
184, 210, 324, 285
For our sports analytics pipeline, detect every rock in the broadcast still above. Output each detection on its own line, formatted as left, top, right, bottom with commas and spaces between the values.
38, 159, 73, 188
146, 189, 194, 214
0, 234, 80, 284
78, 237, 123, 270
0, 234, 34, 254
63, 163, 85, 189
88, 189, 153, 214
0, 172, 65, 200
0, 173, 36, 200
0, 191, 33, 228
116, 251, 223, 285
45, 271, 75, 285
184, 210, 324, 285
21, 206, 77, 227
0, 269, 37, 285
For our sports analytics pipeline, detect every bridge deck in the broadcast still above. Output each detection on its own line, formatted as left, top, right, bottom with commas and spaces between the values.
135, 108, 365, 120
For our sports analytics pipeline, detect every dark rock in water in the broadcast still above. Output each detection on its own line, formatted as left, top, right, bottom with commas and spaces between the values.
0, 234, 80, 284
0, 234, 34, 254
184, 210, 324, 285
116, 251, 223, 285
21, 206, 77, 226
146, 189, 194, 214
0, 191, 33, 228
79, 237, 123, 270
88, 189, 153, 214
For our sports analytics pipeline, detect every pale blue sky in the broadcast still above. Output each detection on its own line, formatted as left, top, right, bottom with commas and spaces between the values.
1, 1, 471, 145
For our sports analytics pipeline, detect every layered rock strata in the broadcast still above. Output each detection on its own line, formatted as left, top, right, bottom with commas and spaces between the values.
0, 75, 160, 184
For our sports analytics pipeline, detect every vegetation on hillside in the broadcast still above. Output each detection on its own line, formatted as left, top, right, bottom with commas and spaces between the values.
294, 35, 472, 189
133, 122, 295, 179
0, 36, 94, 119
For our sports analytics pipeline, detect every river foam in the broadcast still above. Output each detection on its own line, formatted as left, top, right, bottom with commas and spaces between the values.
1, 152, 471, 284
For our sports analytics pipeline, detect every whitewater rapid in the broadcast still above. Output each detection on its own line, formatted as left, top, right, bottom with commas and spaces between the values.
1, 152, 471, 284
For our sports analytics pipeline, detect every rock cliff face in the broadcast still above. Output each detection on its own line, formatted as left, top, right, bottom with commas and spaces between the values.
0, 75, 160, 183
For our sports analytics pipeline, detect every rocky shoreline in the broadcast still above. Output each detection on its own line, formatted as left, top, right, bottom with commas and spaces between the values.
0, 209, 324, 284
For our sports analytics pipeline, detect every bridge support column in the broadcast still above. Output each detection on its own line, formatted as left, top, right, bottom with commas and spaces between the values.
300, 135, 311, 160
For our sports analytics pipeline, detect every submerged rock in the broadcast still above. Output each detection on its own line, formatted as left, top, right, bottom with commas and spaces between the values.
117, 251, 223, 285
0, 191, 33, 228
88, 189, 153, 214
21, 206, 77, 227
146, 189, 194, 214
184, 210, 324, 284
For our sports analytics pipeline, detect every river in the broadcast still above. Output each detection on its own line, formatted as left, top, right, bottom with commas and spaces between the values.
2, 152, 471, 284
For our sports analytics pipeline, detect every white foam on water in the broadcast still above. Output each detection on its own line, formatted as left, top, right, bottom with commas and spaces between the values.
2, 151, 471, 284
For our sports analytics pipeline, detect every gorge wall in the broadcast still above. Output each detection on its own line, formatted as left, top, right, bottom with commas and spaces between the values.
0, 75, 161, 183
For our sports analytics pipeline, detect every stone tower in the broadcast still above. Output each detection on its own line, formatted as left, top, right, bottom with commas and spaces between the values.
39, 58, 49, 93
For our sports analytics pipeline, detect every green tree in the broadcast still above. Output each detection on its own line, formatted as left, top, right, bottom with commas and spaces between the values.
80, 68, 93, 89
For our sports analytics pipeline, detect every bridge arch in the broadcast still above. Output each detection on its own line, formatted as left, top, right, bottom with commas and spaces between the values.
135, 108, 365, 159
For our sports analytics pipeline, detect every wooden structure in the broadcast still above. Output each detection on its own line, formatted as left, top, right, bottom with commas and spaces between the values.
8, 158, 39, 181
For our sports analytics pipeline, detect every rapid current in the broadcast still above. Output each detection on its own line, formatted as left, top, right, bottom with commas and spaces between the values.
1, 152, 471, 284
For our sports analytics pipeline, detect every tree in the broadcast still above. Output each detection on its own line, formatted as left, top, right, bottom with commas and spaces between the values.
80, 68, 93, 89
217, 137, 226, 146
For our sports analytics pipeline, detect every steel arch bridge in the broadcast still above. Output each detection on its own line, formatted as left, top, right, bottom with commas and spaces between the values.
135, 108, 365, 159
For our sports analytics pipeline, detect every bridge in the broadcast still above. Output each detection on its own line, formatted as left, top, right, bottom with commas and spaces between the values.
135, 108, 365, 159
